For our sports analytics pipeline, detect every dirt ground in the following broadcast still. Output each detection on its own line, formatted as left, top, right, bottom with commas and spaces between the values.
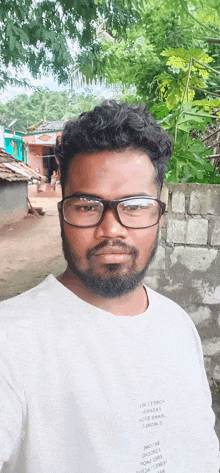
0, 195, 66, 302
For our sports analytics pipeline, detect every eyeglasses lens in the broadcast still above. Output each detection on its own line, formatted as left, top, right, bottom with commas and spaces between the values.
118, 198, 160, 228
63, 197, 104, 226
63, 197, 160, 228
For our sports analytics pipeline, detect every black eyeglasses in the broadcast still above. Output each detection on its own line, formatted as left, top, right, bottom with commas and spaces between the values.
57, 194, 166, 229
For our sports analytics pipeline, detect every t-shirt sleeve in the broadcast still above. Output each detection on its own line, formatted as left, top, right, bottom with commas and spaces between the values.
0, 329, 26, 471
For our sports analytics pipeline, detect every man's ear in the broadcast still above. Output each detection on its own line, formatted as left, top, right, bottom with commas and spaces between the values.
58, 209, 62, 226
159, 215, 164, 230
57, 198, 62, 226
55, 157, 61, 180
160, 184, 168, 231
57, 168, 61, 181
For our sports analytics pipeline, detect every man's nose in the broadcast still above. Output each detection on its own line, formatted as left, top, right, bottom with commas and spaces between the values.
94, 208, 128, 239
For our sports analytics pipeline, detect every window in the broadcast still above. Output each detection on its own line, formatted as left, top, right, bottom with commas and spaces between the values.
22, 143, 26, 162
10, 140, 18, 157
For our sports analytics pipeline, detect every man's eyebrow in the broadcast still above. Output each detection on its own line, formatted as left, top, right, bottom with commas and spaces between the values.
127, 192, 152, 197
67, 192, 102, 199
67, 192, 153, 199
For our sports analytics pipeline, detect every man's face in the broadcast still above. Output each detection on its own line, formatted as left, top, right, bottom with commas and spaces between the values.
60, 148, 160, 298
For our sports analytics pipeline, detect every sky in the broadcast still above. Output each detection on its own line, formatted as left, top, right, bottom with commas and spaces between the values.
0, 38, 77, 103
0, 72, 67, 103
0, 34, 121, 104
0, 58, 120, 104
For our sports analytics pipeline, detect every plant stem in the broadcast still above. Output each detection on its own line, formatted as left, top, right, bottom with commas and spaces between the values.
191, 58, 220, 76
205, 38, 220, 44
181, 57, 192, 106
184, 111, 220, 119
189, 85, 220, 98
202, 129, 220, 142
174, 120, 178, 143
207, 140, 220, 150
207, 153, 220, 158
179, 0, 218, 34
175, 57, 193, 144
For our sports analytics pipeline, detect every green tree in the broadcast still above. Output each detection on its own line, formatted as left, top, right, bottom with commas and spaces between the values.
77, 0, 214, 108
74, 0, 220, 183
0, 89, 102, 131
150, 47, 220, 184
75, 0, 220, 107
166, 0, 220, 31
0, 0, 137, 88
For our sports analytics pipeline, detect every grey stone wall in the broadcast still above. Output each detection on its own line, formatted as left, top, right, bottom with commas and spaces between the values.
144, 183, 220, 435
0, 180, 28, 228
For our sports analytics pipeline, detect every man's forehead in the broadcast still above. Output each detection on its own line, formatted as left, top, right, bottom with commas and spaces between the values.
64, 148, 158, 197
68, 148, 156, 172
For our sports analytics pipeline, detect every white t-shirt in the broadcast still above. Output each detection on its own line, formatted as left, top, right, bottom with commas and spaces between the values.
0, 274, 219, 473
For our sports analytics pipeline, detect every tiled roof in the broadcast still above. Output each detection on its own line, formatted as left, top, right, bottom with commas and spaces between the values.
0, 148, 14, 163
0, 148, 46, 182
34, 120, 66, 132
0, 163, 29, 182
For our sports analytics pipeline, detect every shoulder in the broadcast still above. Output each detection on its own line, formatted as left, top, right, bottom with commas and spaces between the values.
146, 284, 186, 312
145, 284, 196, 331
0, 275, 66, 361
0, 275, 56, 327
145, 285, 205, 361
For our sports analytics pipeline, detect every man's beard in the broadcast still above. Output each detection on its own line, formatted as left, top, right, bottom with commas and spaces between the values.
61, 223, 159, 298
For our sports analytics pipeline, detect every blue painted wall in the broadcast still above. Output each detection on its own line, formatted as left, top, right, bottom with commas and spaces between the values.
4, 129, 27, 163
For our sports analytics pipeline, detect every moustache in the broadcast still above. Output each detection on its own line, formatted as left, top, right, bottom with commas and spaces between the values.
86, 239, 139, 260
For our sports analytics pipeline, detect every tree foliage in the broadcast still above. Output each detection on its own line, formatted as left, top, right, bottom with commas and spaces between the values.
150, 46, 220, 184
75, 0, 220, 106
2, 0, 220, 182
0, 89, 102, 131
152, 102, 220, 183
157, 48, 213, 110
75, 0, 220, 183
0, 0, 137, 87
78, 0, 216, 108
165, 0, 220, 31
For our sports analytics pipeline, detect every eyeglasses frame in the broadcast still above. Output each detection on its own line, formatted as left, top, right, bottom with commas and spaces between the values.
57, 194, 166, 229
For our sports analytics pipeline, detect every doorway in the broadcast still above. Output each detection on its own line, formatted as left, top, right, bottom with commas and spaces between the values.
43, 146, 57, 183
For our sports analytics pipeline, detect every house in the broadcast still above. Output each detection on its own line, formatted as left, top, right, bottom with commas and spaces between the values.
0, 125, 27, 162
23, 121, 65, 181
0, 148, 45, 229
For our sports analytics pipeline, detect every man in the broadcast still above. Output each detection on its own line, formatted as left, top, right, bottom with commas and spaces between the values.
0, 101, 219, 472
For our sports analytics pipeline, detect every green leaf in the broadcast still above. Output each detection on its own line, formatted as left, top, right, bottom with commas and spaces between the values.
150, 102, 170, 119
161, 48, 213, 69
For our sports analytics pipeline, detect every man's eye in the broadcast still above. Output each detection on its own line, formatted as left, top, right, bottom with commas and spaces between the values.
75, 205, 98, 212
125, 205, 139, 211
123, 205, 147, 211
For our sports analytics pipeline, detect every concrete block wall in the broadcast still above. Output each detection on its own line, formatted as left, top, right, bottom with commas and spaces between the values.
144, 183, 220, 434
145, 183, 220, 376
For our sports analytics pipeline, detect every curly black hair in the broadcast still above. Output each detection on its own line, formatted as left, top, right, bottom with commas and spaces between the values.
55, 100, 172, 194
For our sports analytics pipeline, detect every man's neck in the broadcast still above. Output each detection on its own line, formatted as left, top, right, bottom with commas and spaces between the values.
57, 268, 148, 316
